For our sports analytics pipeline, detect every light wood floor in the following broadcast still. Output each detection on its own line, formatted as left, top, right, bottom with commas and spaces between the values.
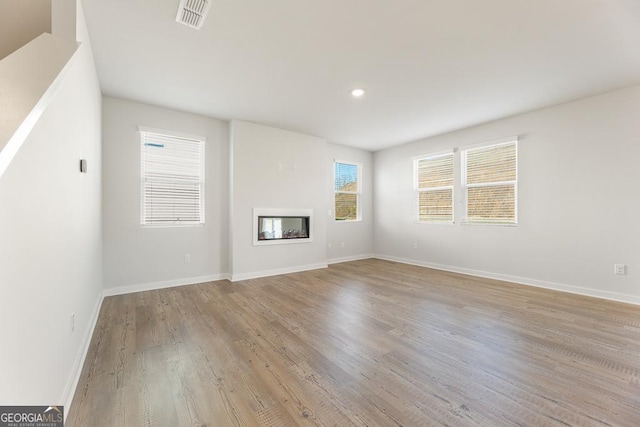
66, 259, 640, 426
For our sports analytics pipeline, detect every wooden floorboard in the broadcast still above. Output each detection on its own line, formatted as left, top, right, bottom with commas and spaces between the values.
66, 259, 640, 426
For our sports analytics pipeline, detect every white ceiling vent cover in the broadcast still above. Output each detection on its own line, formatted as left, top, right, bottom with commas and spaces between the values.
176, 0, 211, 29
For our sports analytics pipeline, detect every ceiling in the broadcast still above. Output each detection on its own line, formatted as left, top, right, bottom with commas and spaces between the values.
81, 0, 640, 151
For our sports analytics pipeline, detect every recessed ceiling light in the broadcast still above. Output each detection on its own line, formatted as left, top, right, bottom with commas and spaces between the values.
351, 88, 365, 97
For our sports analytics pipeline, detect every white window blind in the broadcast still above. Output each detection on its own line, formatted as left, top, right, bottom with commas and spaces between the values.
334, 161, 361, 221
415, 152, 454, 223
140, 130, 205, 226
462, 140, 517, 224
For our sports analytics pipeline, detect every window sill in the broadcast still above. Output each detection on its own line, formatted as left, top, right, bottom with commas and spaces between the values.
414, 221, 455, 225
461, 221, 518, 227
141, 223, 205, 228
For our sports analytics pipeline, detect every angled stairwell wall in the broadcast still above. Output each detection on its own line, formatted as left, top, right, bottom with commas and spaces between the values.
0, 33, 78, 179
0, 0, 103, 412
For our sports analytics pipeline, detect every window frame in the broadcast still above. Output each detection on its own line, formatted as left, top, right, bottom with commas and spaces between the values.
461, 138, 518, 226
139, 126, 206, 227
333, 160, 362, 222
413, 151, 455, 224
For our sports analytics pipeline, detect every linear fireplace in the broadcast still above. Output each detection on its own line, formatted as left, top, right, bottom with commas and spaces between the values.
253, 208, 313, 246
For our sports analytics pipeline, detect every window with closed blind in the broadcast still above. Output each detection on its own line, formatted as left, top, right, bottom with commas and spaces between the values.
415, 152, 454, 223
334, 161, 361, 221
140, 127, 205, 226
462, 140, 517, 225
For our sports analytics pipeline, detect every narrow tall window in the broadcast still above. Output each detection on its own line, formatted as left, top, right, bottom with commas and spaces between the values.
140, 128, 205, 226
415, 152, 454, 223
334, 161, 361, 221
462, 140, 517, 225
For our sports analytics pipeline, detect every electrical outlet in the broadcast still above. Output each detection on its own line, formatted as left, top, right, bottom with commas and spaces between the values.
185, 254, 191, 263
340, 242, 345, 248
413, 242, 419, 249
614, 264, 626, 275
70, 313, 75, 333
328, 243, 332, 248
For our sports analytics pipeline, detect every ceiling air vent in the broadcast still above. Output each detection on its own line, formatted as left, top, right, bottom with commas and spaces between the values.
176, 0, 211, 29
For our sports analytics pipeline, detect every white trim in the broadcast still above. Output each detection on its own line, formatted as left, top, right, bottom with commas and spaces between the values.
61, 291, 104, 418
459, 135, 519, 152
373, 254, 640, 306
104, 273, 230, 297
327, 254, 374, 265
141, 223, 206, 229
138, 125, 206, 142
461, 221, 517, 227
412, 149, 454, 162
231, 262, 328, 282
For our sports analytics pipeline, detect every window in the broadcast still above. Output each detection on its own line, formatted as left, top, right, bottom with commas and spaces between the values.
462, 140, 517, 225
140, 128, 205, 226
334, 161, 361, 221
415, 152, 454, 223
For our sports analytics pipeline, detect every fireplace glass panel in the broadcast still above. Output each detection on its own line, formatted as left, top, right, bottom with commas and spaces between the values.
258, 216, 310, 241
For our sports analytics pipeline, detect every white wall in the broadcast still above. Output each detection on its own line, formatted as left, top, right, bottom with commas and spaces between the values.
51, 0, 76, 43
327, 143, 374, 263
0, 34, 78, 176
230, 120, 328, 280
0, 1, 102, 406
0, 0, 51, 59
374, 85, 640, 304
102, 97, 229, 292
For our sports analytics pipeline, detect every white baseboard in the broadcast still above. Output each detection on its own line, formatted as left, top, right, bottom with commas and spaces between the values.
61, 290, 104, 415
104, 273, 231, 297
230, 262, 328, 282
327, 253, 375, 265
374, 254, 640, 306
